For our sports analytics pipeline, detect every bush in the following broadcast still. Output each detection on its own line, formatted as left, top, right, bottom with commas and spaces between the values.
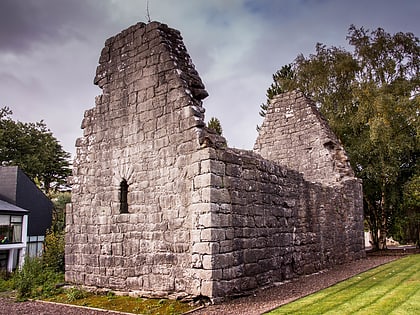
0, 270, 13, 292
49, 191, 70, 233
66, 286, 87, 302
0, 228, 65, 299
42, 229, 65, 272
13, 256, 43, 298
0, 227, 65, 299
12, 256, 64, 299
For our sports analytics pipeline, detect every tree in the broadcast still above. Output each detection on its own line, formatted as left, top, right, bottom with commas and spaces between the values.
42, 228, 65, 272
259, 64, 296, 118
398, 171, 420, 247
207, 117, 223, 136
41, 190, 71, 273
0, 107, 71, 193
50, 191, 71, 233
264, 25, 419, 250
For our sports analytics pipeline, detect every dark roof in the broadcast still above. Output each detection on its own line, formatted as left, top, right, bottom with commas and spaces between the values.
0, 166, 52, 235
0, 199, 29, 214
0, 166, 18, 204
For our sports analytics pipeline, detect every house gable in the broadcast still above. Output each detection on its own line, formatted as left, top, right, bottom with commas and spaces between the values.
0, 166, 52, 237
0, 166, 18, 204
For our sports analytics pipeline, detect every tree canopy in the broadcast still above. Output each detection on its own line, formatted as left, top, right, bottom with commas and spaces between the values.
262, 25, 419, 249
0, 107, 71, 193
207, 117, 223, 136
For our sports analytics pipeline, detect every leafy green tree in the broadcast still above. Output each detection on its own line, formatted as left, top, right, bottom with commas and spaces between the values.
207, 117, 223, 136
398, 172, 420, 247
259, 64, 296, 118
42, 229, 65, 273
0, 107, 71, 193
39, 191, 71, 274
264, 25, 419, 250
50, 191, 71, 233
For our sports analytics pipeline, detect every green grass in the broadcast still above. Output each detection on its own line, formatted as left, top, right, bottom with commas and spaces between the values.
267, 254, 420, 315
0, 257, 195, 315
45, 289, 195, 315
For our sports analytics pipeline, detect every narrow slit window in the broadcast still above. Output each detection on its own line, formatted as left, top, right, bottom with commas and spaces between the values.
119, 179, 129, 213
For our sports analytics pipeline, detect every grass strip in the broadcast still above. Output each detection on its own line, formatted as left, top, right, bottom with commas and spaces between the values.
389, 285, 420, 315
267, 254, 420, 315
267, 263, 397, 313
328, 259, 419, 314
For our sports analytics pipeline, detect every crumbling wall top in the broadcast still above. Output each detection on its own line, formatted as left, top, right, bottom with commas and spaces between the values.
94, 21, 207, 99
254, 90, 354, 184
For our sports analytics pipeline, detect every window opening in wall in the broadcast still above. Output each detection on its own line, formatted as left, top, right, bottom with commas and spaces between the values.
120, 179, 129, 213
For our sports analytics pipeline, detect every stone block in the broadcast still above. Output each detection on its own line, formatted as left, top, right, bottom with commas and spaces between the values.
198, 212, 212, 228
200, 280, 213, 297
201, 254, 212, 270
193, 173, 211, 189
212, 213, 232, 227
200, 159, 225, 175
210, 188, 231, 203
200, 228, 212, 241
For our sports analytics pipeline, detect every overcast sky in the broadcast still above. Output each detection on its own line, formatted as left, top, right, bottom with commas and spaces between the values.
1, 0, 419, 158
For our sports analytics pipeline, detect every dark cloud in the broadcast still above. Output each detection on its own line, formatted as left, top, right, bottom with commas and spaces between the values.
0, 0, 109, 53
0, 0, 418, 155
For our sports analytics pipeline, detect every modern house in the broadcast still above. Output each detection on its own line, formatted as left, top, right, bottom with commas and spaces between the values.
0, 166, 53, 271
0, 199, 28, 271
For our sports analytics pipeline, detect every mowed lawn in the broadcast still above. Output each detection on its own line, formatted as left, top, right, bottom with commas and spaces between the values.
267, 254, 420, 315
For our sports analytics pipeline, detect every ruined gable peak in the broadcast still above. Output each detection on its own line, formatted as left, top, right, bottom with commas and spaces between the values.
93, 21, 208, 112
254, 90, 354, 184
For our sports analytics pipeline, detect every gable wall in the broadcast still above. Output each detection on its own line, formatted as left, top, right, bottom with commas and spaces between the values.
15, 168, 53, 236
0, 166, 52, 236
66, 22, 211, 298
255, 91, 354, 184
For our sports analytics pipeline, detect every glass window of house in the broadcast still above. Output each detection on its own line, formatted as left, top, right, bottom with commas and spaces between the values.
0, 214, 23, 243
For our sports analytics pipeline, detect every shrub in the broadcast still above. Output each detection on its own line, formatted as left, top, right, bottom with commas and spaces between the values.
13, 256, 43, 298
12, 256, 64, 299
42, 229, 65, 272
1, 229, 65, 299
66, 286, 87, 302
0, 270, 13, 292
49, 191, 70, 233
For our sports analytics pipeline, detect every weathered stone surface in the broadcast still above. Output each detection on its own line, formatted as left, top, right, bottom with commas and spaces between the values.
254, 91, 354, 184
66, 21, 365, 302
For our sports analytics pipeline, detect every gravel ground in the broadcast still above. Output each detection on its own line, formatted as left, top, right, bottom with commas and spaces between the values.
190, 255, 400, 315
0, 297, 130, 315
0, 254, 407, 315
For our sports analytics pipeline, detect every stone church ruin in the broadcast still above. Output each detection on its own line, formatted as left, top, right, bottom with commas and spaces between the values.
66, 21, 365, 301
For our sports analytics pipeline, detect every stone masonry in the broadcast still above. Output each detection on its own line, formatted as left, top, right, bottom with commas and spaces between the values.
254, 92, 354, 184
66, 21, 365, 301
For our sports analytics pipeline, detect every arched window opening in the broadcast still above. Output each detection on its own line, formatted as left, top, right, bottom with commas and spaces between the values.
119, 179, 129, 213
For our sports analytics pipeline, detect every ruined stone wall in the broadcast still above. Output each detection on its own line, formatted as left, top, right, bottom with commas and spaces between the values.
191, 147, 365, 298
67, 21, 365, 301
255, 91, 354, 184
66, 21, 212, 298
